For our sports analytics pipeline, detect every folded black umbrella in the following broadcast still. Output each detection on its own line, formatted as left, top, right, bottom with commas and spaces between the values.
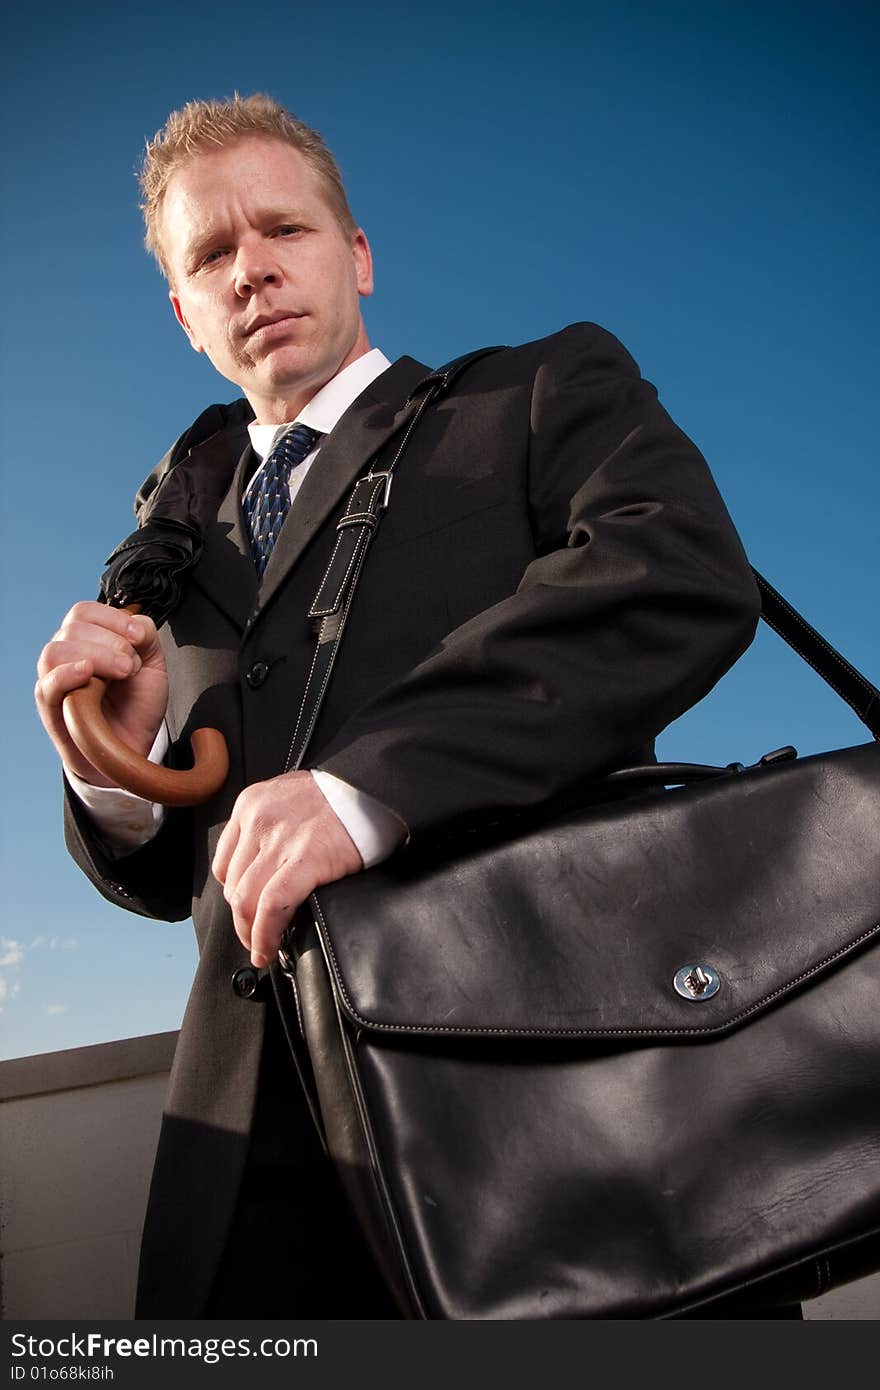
97, 399, 251, 625
99, 514, 202, 626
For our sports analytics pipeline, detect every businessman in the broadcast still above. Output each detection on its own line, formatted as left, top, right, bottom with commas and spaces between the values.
35, 93, 761, 1317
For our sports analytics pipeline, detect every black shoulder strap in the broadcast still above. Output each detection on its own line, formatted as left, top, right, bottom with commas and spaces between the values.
404, 346, 508, 400
752, 570, 880, 737
282, 347, 505, 772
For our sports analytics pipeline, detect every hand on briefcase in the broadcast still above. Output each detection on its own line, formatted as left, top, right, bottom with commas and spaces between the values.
277, 418, 880, 1318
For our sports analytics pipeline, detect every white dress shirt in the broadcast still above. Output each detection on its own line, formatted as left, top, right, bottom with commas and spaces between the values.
65, 348, 408, 868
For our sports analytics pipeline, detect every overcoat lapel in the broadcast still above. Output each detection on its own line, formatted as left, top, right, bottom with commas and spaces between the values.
255, 356, 430, 618
185, 355, 431, 631
189, 437, 259, 632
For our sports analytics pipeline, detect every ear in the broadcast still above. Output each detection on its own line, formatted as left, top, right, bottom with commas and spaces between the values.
352, 229, 374, 299
169, 290, 204, 354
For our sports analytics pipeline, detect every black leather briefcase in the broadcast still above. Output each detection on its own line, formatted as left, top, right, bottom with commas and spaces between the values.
274, 352, 880, 1318
284, 728, 880, 1318
278, 503, 880, 1317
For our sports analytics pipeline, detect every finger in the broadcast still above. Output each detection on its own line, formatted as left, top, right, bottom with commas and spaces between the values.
35, 661, 97, 752
127, 613, 162, 660
60, 601, 149, 645
35, 660, 111, 776
213, 781, 270, 896
52, 619, 145, 662
219, 822, 288, 953
38, 638, 142, 684
222, 842, 259, 951
249, 863, 311, 967
212, 816, 242, 889
36, 655, 92, 699
223, 851, 273, 955
55, 605, 162, 670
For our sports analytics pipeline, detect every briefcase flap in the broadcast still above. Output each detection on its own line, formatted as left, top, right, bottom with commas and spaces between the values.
307, 742, 880, 1039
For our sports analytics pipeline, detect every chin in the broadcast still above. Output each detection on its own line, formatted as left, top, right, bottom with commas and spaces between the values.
262, 342, 318, 380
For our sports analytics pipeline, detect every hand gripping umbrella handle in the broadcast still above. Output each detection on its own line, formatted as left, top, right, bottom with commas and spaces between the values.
62, 607, 229, 808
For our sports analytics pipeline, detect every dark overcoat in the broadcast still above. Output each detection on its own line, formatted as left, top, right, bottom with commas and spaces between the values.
64, 323, 761, 1315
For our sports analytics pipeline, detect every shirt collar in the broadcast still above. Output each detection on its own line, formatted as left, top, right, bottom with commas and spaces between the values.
246, 348, 392, 462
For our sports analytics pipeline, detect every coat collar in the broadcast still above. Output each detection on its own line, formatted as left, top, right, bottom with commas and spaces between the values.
183, 422, 257, 633
191, 354, 431, 632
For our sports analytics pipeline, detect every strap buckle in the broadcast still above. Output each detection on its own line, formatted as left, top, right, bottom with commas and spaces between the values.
365, 468, 394, 509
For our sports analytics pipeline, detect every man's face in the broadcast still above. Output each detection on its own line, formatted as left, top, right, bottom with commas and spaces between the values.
162, 137, 373, 422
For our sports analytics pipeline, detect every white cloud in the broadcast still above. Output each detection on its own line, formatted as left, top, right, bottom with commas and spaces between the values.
0, 939, 23, 1012
0, 939, 78, 1017
0, 978, 19, 1009
0, 936, 77, 1014
24, 936, 78, 953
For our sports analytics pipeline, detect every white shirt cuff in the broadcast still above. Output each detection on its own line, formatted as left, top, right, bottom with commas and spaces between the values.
311, 770, 408, 869
64, 726, 406, 870
64, 725, 169, 855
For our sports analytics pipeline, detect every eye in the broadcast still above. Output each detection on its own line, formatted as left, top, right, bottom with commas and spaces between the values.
274, 224, 303, 237
200, 247, 227, 267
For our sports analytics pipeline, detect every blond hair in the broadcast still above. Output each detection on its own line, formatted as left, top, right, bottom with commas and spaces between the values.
140, 92, 357, 278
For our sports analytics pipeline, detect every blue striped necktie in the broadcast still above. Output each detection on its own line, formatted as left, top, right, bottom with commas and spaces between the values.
244, 423, 321, 576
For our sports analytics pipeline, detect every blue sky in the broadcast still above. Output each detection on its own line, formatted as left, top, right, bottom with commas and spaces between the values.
1, 0, 876, 1059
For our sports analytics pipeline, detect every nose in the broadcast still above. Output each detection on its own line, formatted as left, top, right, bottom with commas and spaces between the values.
233, 238, 281, 297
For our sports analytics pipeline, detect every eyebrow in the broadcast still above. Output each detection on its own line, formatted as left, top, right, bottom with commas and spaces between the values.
183, 232, 224, 268
184, 208, 314, 266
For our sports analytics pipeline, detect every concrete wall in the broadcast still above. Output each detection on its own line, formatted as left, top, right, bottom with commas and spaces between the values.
0, 1033, 877, 1320
0, 1032, 176, 1320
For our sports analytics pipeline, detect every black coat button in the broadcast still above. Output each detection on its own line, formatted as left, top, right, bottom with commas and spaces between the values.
245, 660, 269, 689
231, 967, 261, 999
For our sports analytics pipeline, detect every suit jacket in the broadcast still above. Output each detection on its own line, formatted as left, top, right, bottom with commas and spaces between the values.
64, 323, 761, 1315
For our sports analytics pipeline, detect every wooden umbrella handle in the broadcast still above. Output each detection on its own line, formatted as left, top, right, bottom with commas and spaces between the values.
62, 606, 229, 808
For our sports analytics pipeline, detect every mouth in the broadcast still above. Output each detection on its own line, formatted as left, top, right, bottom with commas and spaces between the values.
242, 311, 304, 339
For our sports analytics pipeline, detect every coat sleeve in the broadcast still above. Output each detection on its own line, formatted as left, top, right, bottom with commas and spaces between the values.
60, 398, 254, 917
315, 323, 761, 835
63, 778, 195, 922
